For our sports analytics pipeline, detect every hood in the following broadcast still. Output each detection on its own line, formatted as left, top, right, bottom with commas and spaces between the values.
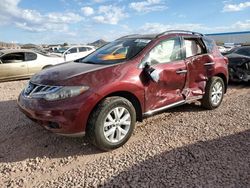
31, 62, 112, 85
226, 53, 250, 66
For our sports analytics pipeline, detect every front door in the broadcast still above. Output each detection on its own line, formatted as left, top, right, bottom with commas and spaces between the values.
78, 47, 91, 59
142, 37, 187, 112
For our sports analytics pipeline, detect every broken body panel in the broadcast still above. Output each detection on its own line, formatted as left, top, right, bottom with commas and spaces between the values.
227, 53, 250, 82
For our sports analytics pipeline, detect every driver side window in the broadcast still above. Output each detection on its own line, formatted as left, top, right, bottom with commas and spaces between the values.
144, 37, 182, 66
1, 52, 25, 64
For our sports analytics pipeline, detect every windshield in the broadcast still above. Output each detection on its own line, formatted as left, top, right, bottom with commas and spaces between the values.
80, 38, 151, 64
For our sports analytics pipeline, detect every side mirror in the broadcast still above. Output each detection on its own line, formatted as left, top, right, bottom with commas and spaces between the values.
149, 69, 160, 83
142, 62, 160, 83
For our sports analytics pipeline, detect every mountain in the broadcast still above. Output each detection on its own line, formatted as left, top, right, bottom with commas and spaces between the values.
21, 43, 42, 49
88, 39, 108, 48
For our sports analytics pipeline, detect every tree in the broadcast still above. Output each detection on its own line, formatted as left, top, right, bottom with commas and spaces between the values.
63, 42, 68, 46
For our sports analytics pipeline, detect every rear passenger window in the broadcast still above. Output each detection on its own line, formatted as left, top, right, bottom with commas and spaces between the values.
86, 47, 93, 51
69, 48, 77, 53
79, 47, 87, 52
184, 39, 205, 58
25, 52, 37, 61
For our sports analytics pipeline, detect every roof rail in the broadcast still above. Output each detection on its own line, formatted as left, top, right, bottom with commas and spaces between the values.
156, 30, 204, 38
116, 34, 140, 40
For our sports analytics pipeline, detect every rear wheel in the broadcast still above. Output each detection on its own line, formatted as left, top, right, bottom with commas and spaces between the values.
87, 97, 136, 151
201, 76, 225, 110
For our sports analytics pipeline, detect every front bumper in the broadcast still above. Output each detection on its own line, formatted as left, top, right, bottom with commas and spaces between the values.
17, 91, 88, 136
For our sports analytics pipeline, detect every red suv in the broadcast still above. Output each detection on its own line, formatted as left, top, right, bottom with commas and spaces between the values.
18, 30, 229, 151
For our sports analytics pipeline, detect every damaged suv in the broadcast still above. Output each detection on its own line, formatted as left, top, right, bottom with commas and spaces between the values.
18, 30, 229, 151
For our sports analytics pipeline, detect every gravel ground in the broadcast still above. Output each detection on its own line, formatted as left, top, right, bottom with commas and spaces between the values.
0, 80, 249, 188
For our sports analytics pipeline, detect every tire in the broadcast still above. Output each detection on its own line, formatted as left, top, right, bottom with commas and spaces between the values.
201, 76, 225, 110
87, 97, 136, 151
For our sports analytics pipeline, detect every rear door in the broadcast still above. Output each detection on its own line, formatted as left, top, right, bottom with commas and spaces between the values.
78, 47, 90, 58
142, 37, 187, 112
0, 52, 28, 81
183, 37, 214, 99
64, 47, 78, 61
25, 52, 41, 74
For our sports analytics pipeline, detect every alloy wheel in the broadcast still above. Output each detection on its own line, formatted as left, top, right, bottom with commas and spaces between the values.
211, 81, 223, 106
103, 107, 131, 143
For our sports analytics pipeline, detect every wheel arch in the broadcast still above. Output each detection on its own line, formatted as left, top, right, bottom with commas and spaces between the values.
87, 91, 143, 125
106, 91, 143, 122
214, 73, 228, 93
42, 65, 53, 69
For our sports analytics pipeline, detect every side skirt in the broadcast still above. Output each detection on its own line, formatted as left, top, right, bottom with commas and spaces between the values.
143, 95, 203, 117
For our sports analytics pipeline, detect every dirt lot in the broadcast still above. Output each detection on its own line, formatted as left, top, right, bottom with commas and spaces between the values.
0, 80, 249, 187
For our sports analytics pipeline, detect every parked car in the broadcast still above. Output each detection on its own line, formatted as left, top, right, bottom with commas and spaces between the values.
0, 49, 66, 82
223, 43, 239, 52
52, 45, 95, 62
217, 46, 228, 54
224, 46, 250, 82
18, 30, 229, 151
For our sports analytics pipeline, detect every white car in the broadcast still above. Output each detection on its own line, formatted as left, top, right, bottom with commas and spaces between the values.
53, 45, 96, 62
0, 49, 65, 82
218, 46, 228, 53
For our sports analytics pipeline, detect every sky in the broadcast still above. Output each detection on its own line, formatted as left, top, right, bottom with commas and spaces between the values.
0, 0, 250, 44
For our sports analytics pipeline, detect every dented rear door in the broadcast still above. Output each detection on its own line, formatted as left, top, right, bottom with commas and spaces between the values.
183, 38, 215, 99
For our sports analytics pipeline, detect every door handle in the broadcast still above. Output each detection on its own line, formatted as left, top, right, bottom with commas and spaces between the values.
176, 69, 187, 74
204, 62, 215, 66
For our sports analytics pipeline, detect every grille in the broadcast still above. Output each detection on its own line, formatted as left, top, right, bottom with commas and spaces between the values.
24, 82, 60, 97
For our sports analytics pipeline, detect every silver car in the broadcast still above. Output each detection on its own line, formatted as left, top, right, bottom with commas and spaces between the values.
0, 49, 65, 82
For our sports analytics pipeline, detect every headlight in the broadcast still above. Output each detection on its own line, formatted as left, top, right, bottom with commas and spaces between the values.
44, 86, 89, 101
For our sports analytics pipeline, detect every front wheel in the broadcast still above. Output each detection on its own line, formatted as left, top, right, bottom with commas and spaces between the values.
87, 97, 136, 151
201, 76, 225, 110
